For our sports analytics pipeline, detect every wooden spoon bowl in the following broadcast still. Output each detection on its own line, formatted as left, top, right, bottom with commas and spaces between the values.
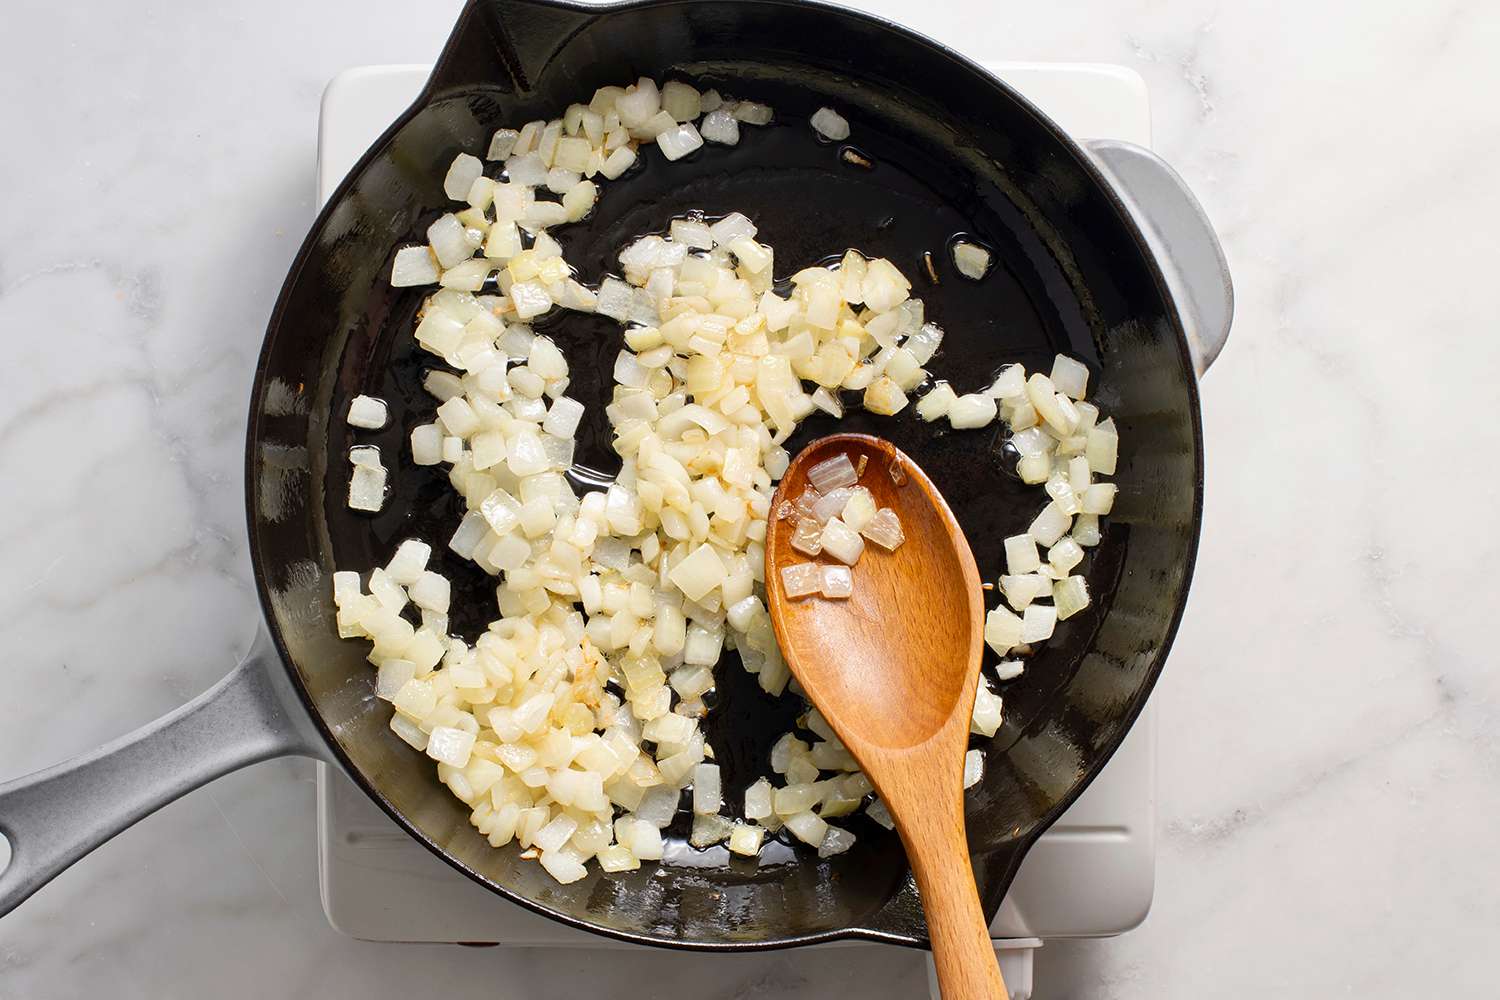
765, 433, 1005, 1000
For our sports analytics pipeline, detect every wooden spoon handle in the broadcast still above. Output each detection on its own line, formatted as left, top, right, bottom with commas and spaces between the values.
906, 824, 1008, 999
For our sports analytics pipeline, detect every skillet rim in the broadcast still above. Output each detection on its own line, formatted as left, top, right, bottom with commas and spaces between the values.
243, 0, 1204, 951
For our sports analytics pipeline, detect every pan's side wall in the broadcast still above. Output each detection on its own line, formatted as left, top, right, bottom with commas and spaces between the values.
248, 0, 1200, 948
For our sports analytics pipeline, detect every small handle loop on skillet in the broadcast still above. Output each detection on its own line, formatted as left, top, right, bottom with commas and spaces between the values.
0, 629, 326, 917
1083, 139, 1235, 376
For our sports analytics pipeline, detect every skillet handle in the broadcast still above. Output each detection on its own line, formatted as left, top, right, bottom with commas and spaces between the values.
0, 630, 326, 917
1083, 139, 1235, 376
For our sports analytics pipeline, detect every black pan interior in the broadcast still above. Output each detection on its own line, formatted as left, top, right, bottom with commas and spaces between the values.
247, 0, 1201, 949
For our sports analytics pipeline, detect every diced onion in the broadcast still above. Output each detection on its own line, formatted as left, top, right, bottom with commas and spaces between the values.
1080, 482, 1118, 515
348, 462, 386, 512
1050, 354, 1090, 400
427, 214, 476, 269
709, 212, 756, 246
863, 376, 908, 415
700, 109, 739, 145
692, 762, 722, 814
987, 364, 1027, 399
859, 508, 904, 551
348, 394, 388, 429
820, 565, 853, 599
731, 101, 773, 125
659, 81, 702, 122
810, 107, 851, 141
391, 246, 440, 287
656, 123, 705, 161
1021, 604, 1057, 643
952, 241, 992, 280
808, 453, 859, 493
444, 153, 484, 201
600, 147, 637, 180
963, 749, 984, 788
947, 393, 997, 429
783, 810, 828, 847
817, 826, 855, 858
840, 488, 876, 532
1000, 574, 1049, 611
690, 813, 734, 846
1053, 576, 1091, 620
1072, 513, 1102, 547
819, 517, 865, 566
789, 517, 823, 556
780, 562, 822, 599
1087, 418, 1119, 475
810, 486, 854, 524
984, 606, 1023, 655
916, 381, 956, 421
970, 681, 1003, 736
1028, 501, 1071, 546
486, 128, 520, 161
728, 823, 764, 856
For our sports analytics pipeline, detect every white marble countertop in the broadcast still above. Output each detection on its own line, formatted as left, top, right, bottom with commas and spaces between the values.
3, 1, 1497, 997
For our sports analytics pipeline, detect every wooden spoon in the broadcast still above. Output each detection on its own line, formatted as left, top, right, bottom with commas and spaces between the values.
765, 433, 1005, 1000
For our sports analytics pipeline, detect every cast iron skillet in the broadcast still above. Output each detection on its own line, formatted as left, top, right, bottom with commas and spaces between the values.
0, 0, 1232, 951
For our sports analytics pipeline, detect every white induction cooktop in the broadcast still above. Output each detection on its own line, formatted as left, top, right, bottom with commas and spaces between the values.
314, 60, 1159, 997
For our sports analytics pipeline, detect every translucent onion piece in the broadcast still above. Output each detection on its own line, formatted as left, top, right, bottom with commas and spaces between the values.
970, 681, 1003, 736
731, 101, 773, 126
692, 762, 722, 814
348, 394, 388, 429
790, 517, 823, 556
690, 813, 734, 846
793, 489, 822, 520
486, 128, 519, 161
995, 660, 1025, 681
1080, 483, 1118, 515
819, 517, 865, 566
1087, 418, 1119, 475
952, 241, 992, 280
783, 810, 828, 848
810, 107, 851, 141
807, 453, 858, 493
1049, 354, 1090, 400
810, 486, 854, 524
859, 508, 904, 551
656, 123, 705, 161
348, 463, 386, 512
840, 487, 877, 532
391, 246, 440, 287
916, 381, 955, 422
780, 562, 822, 599
1021, 604, 1057, 643
820, 565, 853, 600
1048, 537, 1084, 574
958, 749, 984, 791
984, 606, 1023, 655
444, 153, 484, 201
818, 826, 856, 858
1053, 575, 1091, 620
728, 823, 764, 856
948, 393, 997, 430
700, 109, 740, 145
1028, 501, 1071, 547
988, 364, 1027, 400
